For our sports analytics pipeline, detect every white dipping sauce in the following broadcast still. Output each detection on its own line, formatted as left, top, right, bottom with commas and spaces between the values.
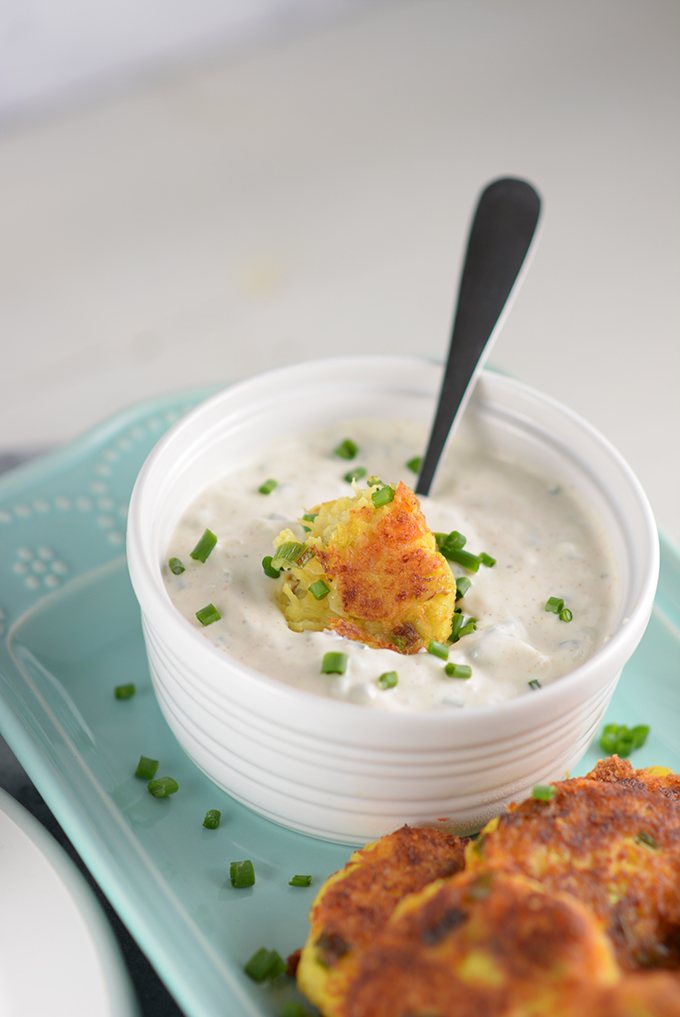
163, 417, 620, 712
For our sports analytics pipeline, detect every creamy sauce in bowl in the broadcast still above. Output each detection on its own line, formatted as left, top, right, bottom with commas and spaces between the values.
162, 417, 620, 712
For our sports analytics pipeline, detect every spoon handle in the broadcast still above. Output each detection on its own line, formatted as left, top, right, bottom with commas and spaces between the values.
416, 177, 541, 497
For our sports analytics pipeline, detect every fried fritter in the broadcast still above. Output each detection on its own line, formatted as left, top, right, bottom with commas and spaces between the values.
466, 768, 680, 970
588, 755, 680, 801
344, 870, 619, 1017
296, 825, 468, 1017
275, 481, 457, 652
555, 971, 680, 1017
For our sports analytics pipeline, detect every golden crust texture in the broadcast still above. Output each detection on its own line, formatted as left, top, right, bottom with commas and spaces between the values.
276, 482, 457, 652
296, 825, 468, 1017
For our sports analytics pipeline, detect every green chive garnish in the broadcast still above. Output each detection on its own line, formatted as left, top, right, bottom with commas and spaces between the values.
281, 1002, 309, 1017
479, 552, 496, 567
135, 755, 159, 779
271, 541, 306, 570
532, 784, 556, 801
196, 603, 221, 626
406, 456, 422, 474
600, 723, 649, 757
289, 874, 312, 887
372, 485, 395, 508
545, 596, 564, 614
309, 580, 330, 601
334, 439, 358, 460
631, 725, 650, 748
528, 679, 542, 690
636, 830, 658, 849
244, 947, 285, 981
148, 776, 179, 797
302, 512, 318, 523
367, 476, 382, 486
203, 809, 221, 829
458, 619, 477, 639
455, 576, 471, 600
115, 683, 135, 699
190, 528, 217, 563
168, 557, 185, 574
262, 555, 281, 578
344, 467, 367, 483
427, 639, 449, 660
443, 548, 481, 572
444, 663, 472, 679
449, 614, 475, 642
258, 478, 278, 495
559, 607, 573, 622
230, 859, 255, 888
321, 652, 347, 674
377, 671, 398, 689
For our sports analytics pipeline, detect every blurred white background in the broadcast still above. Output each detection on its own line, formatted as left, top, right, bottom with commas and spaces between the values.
0, 0, 678, 544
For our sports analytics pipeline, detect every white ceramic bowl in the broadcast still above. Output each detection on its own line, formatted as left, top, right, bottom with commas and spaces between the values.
126, 356, 659, 845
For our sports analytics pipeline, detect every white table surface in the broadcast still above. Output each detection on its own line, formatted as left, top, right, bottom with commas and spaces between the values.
1, 0, 678, 546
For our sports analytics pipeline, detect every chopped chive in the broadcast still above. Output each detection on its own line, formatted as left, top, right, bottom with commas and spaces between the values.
528, 679, 542, 690
377, 671, 398, 690
262, 555, 281, 578
636, 830, 658, 849
455, 577, 471, 600
479, 552, 496, 567
600, 723, 649, 757
427, 639, 449, 660
258, 478, 278, 495
406, 456, 422, 474
321, 652, 347, 674
190, 528, 217, 563
309, 580, 330, 601
281, 1002, 310, 1017
545, 596, 564, 614
302, 512, 318, 523
449, 613, 464, 642
444, 663, 472, 679
203, 809, 221, 829
559, 607, 573, 622
196, 603, 221, 626
344, 467, 367, 483
442, 548, 480, 571
244, 946, 284, 981
230, 859, 255, 888
135, 755, 159, 779
367, 476, 382, 486
271, 541, 306, 570
372, 485, 395, 508
289, 874, 312, 887
168, 557, 185, 574
148, 776, 179, 797
334, 439, 358, 460
630, 725, 650, 749
458, 619, 477, 639
115, 683, 135, 700
532, 784, 556, 801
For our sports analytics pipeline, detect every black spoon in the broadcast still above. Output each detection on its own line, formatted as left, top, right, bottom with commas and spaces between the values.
416, 177, 542, 497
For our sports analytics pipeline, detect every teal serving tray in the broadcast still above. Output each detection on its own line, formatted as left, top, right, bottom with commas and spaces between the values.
0, 389, 678, 1017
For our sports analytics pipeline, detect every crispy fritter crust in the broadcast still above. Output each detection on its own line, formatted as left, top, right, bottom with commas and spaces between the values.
466, 769, 680, 970
297, 825, 468, 1017
556, 971, 680, 1017
344, 871, 619, 1017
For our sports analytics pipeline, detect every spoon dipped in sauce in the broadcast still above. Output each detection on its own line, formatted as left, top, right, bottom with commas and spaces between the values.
416, 177, 542, 497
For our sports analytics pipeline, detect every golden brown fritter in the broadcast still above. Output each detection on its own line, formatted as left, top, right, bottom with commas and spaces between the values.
555, 971, 680, 1017
344, 871, 619, 1017
466, 770, 680, 970
296, 825, 468, 1017
588, 755, 680, 801
275, 481, 456, 652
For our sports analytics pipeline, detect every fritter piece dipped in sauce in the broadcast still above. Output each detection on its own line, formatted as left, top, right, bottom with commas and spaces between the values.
343, 871, 619, 1017
296, 825, 468, 1017
466, 762, 680, 970
274, 481, 457, 653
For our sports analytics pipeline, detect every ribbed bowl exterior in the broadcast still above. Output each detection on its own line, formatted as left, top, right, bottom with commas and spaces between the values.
127, 357, 659, 845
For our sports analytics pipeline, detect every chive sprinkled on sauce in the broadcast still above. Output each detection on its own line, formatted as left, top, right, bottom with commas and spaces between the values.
135, 755, 158, 779
528, 679, 542, 690
289, 874, 312, 887
532, 784, 556, 801
148, 776, 179, 797
309, 580, 330, 601
190, 528, 217, 563
427, 639, 449, 660
230, 859, 255, 887
321, 652, 347, 674
406, 456, 422, 474
545, 596, 564, 614
196, 603, 221, 626
203, 809, 221, 829
115, 683, 135, 699
258, 478, 278, 495
344, 467, 367, 483
168, 557, 185, 574
444, 663, 472, 679
377, 671, 398, 689
262, 555, 281, 578
479, 552, 496, 567
372, 485, 395, 508
559, 607, 573, 622
334, 439, 358, 460
455, 576, 471, 600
